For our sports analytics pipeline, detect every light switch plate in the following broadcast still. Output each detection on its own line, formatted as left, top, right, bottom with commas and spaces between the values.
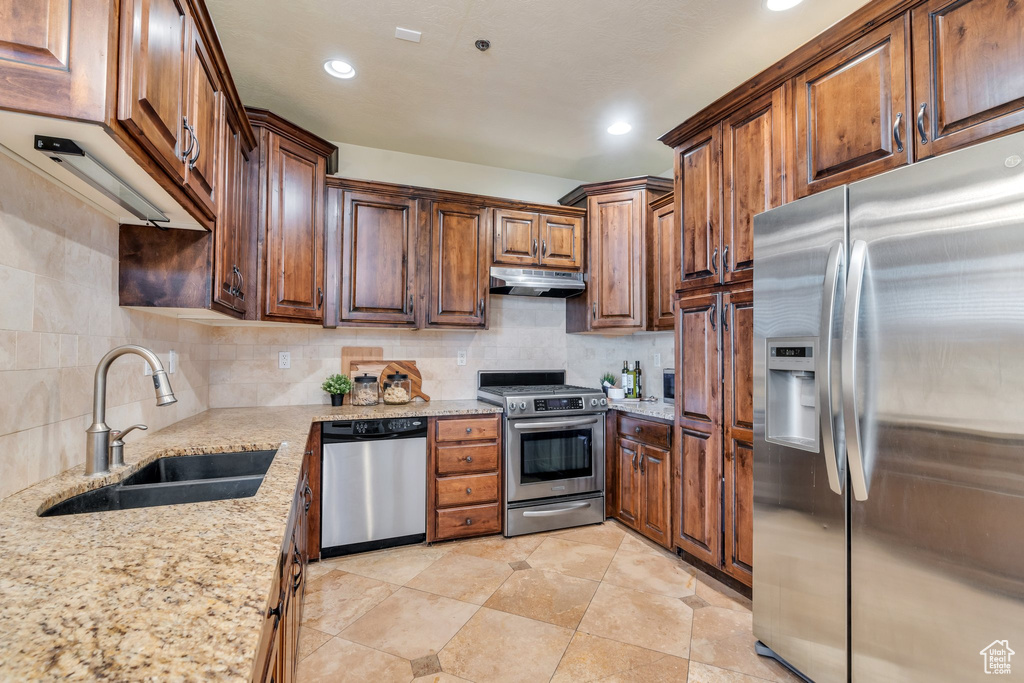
169, 350, 177, 374
653, 353, 662, 367
278, 351, 291, 369
457, 350, 467, 366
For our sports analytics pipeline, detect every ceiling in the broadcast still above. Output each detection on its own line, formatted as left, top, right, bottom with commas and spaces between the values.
206, 0, 872, 182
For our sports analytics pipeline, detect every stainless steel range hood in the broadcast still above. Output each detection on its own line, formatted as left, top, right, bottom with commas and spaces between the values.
489, 267, 585, 298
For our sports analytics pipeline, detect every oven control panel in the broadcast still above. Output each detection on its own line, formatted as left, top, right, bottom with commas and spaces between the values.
534, 397, 584, 412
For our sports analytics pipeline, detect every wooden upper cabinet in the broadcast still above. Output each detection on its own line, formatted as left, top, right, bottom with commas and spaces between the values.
428, 202, 488, 328
212, 105, 250, 315
648, 193, 677, 331
539, 214, 583, 270
588, 190, 644, 330
723, 90, 784, 282
676, 125, 723, 290
615, 437, 641, 529
262, 133, 326, 323
118, 0, 191, 183
340, 191, 417, 326
722, 288, 754, 585
181, 19, 223, 216
639, 444, 672, 548
793, 14, 911, 198
911, 0, 1024, 159
493, 209, 539, 266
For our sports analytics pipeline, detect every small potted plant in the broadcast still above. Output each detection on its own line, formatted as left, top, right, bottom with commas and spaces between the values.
600, 372, 617, 396
322, 373, 352, 406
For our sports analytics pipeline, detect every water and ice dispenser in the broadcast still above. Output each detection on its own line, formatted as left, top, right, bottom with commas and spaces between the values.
765, 338, 819, 452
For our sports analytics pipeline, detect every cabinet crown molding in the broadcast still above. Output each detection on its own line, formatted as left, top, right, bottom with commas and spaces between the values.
558, 175, 673, 207
245, 107, 339, 172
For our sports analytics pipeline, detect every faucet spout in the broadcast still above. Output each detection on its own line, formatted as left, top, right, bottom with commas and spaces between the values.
85, 344, 177, 476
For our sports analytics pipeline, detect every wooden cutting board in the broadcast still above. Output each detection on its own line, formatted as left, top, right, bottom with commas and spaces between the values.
341, 346, 382, 376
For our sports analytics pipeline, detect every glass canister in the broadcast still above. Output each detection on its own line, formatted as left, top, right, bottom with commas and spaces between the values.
351, 373, 380, 406
382, 372, 412, 405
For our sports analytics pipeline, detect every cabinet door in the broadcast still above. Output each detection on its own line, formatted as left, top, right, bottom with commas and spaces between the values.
648, 197, 677, 331
723, 90, 783, 284
673, 293, 722, 566
912, 0, 1024, 160
181, 19, 222, 217
212, 107, 248, 315
615, 437, 641, 529
340, 191, 417, 325
640, 444, 673, 548
428, 202, 488, 327
723, 288, 754, 585
539, 214, 584, 270
263, 133, 326, 323
588, 190, 644, 330
493, 209, 539, 266
118, 0, 190, 182
794, 14, 911, 198
676, 125, 723, 290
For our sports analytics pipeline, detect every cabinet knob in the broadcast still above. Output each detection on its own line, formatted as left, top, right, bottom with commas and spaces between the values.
465, 518, 473, 526
466, 427, 473, 433
466, 487, 473, 494
465, 455, 473, 463
635, 426, 642, 434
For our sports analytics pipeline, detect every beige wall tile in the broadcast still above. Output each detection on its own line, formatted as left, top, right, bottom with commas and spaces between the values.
0, 265, 35, 331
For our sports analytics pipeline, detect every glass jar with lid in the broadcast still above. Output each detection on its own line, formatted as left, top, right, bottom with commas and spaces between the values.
382, 372, 412, 404
351, 373, 380, 406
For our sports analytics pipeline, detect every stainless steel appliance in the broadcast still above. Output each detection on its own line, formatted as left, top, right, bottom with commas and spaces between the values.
753, 131, 1024, 682
477, 370, 607, 535
320, 418, 427, 557
489, 267, 585, 298
662, 368, 675, 405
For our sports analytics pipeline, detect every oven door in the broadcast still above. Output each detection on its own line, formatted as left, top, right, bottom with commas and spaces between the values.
506, 414, 605, 503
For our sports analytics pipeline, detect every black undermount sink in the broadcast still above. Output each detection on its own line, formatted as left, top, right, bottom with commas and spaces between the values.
40, 450, 277, 517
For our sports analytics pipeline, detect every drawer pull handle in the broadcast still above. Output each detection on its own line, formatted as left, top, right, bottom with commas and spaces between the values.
466, 487, 473, 494
465, 456, 473, 463
465, 518, 473, 526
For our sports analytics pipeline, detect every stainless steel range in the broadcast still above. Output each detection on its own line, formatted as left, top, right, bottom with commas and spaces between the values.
477, 370, 607, 536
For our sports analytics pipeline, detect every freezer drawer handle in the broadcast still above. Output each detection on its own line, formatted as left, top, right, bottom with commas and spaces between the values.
819, 241, 845, 495
842, 239, 870, 501
522, 501, 591, 517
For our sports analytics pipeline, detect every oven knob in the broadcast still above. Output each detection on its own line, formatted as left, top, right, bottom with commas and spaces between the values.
520, 402, 527, 410
600, 398, 607, 406
509, 403, 517, 411
591, 398, 598, 407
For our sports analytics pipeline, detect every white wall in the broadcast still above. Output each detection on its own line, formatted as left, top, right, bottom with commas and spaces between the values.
331, 141, 586, 204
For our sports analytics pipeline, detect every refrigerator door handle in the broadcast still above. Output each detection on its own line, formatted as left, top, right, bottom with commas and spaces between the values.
842, 239, 870, 501
818, 241, 845, 495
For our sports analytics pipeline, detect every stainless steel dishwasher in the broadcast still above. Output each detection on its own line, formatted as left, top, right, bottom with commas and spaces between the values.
320, 417, 427, 558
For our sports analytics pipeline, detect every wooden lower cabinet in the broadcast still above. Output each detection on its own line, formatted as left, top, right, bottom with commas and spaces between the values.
673, 286, 753, 586
428, 415, 503, 542
609, 413, 673, 549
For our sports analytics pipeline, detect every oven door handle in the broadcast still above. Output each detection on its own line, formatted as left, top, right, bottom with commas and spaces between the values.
521, 501, 592, 517
512, 417, 602, 430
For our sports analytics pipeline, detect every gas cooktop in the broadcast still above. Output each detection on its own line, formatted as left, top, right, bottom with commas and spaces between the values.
476, 371, 607, 417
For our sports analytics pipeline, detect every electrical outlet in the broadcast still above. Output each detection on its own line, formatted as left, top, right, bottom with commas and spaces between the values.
653, 352, 662, 367
168, 350, 178, 374
278, 351, 291, 369
457, 349, 467, 366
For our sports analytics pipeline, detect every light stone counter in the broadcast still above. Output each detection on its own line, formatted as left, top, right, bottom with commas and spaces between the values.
0, 401, 500, 681
607, 399, 676, 423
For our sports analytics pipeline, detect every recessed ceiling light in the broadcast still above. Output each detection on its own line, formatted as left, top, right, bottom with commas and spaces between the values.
607, 122, 632, 135
765, 0, 804, 10
324, 59, 355, 79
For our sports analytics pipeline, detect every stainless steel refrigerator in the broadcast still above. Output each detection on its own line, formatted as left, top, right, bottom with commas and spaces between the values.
753, 130, 1024, 682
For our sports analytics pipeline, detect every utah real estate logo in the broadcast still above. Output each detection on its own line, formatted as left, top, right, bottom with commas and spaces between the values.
980, 640, 1015, 675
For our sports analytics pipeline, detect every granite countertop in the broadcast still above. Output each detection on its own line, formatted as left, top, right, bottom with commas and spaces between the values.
0, 400, 499, 681
607, 398, 676, 422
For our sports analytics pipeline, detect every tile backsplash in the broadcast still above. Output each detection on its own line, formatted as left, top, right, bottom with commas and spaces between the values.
0, 152, 212, 500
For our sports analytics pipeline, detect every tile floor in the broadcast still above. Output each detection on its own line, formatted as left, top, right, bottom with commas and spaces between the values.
297, 520, 800, 683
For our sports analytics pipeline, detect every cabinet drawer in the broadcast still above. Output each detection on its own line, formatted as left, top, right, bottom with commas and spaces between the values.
435, 503, 501, 540
436, 473, 499, 507
435, 443, 499, 475
617, 414, 672, 450
436, 417, 500, 442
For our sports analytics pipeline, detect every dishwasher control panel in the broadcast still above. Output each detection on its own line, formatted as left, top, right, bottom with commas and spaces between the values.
323, 418, 426, 439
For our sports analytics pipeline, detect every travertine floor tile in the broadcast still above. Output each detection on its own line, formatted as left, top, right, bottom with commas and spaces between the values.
696, 579, 752, 612
411, 674, 472, 683
687, 661, 771, 682
341, 587, 478, 660
306, 560, 336, 581
550, 632, 690, 683
407, 551, 513, 604
302, 570, 399, 635
603, 546, 697, 598
295, 637, 413, 683
327, 545, 451, 585
483, 568, 598, 628
526, 537, 616, 581
438, 607, 573, 683
555, 521, 626, 549
450, 534, 546, 563
690, 607, 799, 682
577, 582, 694, 658
296, 626, 332, 661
